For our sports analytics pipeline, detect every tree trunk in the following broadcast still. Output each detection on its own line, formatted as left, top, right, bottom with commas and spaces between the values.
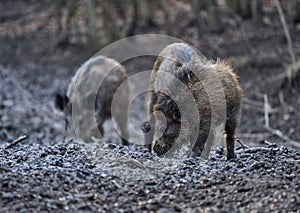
102, 0, 119, 42
86, 0, 98, 44
240, 0, 251, 18
207, 0, 222, 33
140, 0, 156, 26
294, 0, 300, 23
251, 0, 262, 26
226, 0, 240, 14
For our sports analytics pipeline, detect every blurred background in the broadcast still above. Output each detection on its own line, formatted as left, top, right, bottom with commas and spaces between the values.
0, 0, 299, 148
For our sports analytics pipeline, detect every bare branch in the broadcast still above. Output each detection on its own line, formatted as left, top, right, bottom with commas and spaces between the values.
236, 139, 250, 149
263, 93, 300, 148
264, 94, 269, 128
275, 0, 296, 64
265, 126, 300, 148
5, 135, 27, 149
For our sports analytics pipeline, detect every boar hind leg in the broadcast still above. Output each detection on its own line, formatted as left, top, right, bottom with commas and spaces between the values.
114, 110, 129, 146
225, 119, 236, 160
200, 127, 218, 160
192, 128, 209, 158
96, 123, 104, 137
112, 112, 128, 146
111, 83, 130, 146
143, 120, 155, 151
144, 91, 155, 151
114, 96, 130, 146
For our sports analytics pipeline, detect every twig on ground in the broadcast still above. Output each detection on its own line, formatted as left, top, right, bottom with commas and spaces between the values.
111, 180, 121, 189
5, 135, 27, 149
235, 146, 279, 154
265, 126, 300, 148
236, 139, 249, 149
263, 140, 277, 147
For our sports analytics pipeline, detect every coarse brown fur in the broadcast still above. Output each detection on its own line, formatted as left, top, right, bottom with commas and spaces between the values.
56, 55, 129, 145
143, 43, 243, 160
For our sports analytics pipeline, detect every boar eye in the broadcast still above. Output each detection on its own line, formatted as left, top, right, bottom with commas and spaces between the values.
184, 69, 192, 80
175, 67, 193, 84
187, 72, 191, 81
175, 61, 183, 68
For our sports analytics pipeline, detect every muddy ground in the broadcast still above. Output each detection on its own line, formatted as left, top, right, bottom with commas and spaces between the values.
0, 1, 300, 212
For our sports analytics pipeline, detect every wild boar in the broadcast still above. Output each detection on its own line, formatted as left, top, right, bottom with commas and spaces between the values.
143, 43, 242, 160
55, 55, 129, 145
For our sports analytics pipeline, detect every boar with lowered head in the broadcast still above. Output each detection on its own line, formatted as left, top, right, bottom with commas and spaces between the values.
143, 43, 242, 160
55, 55, 129, 145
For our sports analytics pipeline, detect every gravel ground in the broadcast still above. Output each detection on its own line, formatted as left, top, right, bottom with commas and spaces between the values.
1, 140, 299, 212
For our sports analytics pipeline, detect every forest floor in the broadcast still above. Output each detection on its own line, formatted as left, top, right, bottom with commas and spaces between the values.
0, 1, 300, 212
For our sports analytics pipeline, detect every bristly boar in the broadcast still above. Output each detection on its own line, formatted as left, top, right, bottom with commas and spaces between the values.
55, 55, 129, 145
143, 43, 243, 160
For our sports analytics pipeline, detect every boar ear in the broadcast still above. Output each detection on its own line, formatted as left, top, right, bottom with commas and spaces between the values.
55, 89, 69, 111
153, 56, 163, 73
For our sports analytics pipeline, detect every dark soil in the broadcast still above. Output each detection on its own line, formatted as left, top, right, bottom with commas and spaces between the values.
0, 1, 300, 212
